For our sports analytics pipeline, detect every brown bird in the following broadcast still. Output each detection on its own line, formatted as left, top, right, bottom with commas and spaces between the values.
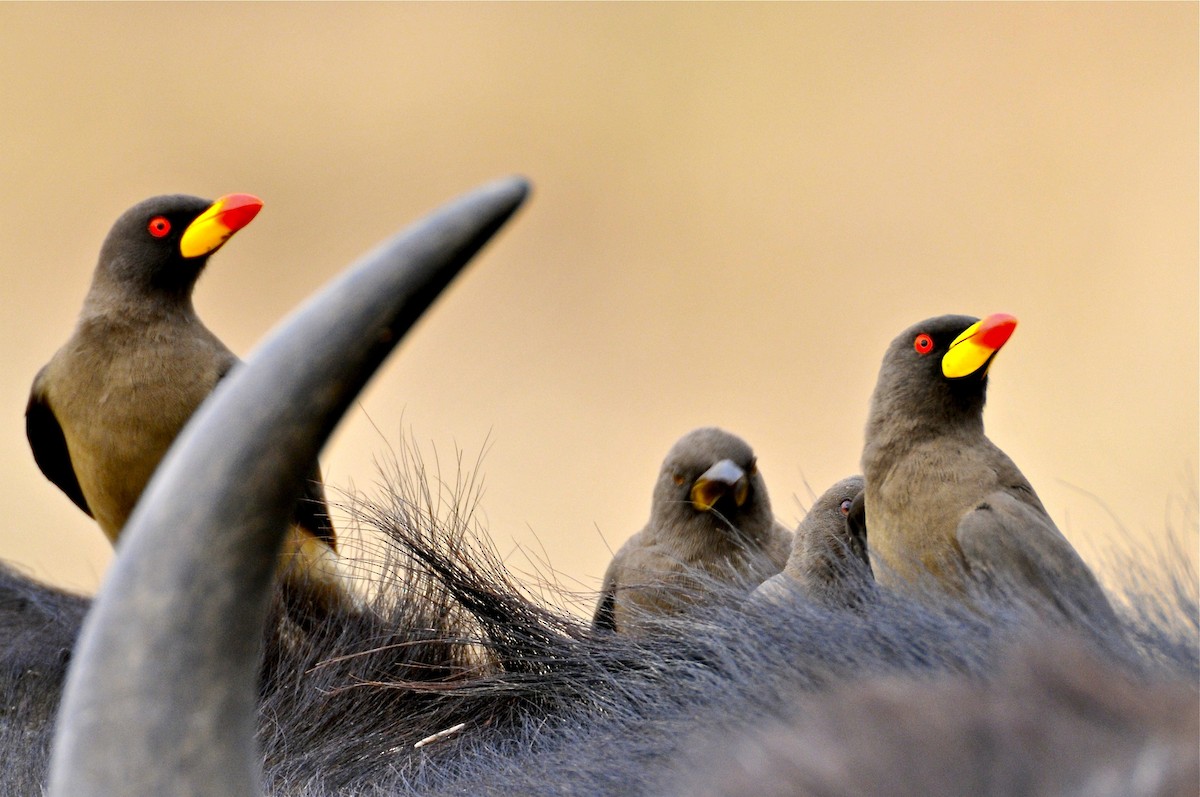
593, 427, 792, 633
26, 193, 355, 605
753, 475, 872, 608
861, 313, 1117, 626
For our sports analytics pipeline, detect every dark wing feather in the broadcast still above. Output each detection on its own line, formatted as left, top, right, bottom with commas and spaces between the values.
25, 379, 92, 517
592, 586, 617, 632
591, 557, 621, 632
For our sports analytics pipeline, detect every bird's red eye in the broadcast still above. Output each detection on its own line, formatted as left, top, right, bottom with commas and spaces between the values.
148, 217, 171, 238
914, 333, 934, 355
672, 473, 686, 486
839, 499, 853, 516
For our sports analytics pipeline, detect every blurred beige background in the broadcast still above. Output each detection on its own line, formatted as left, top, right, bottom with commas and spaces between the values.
1, 4, 1195, 606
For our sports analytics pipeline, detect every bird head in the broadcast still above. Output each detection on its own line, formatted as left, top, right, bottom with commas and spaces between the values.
94, 193, 263, 300
800, 475, 864, 533
653, 427, 773, 537
866, 313, 1017, 439
797, 475, 867, 561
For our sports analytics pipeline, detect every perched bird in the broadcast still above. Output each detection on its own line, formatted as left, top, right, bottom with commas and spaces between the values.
861, 313, 1116, 626
752, 475, 873, 608
26, 193, 353, 604
593, 427, 792, 633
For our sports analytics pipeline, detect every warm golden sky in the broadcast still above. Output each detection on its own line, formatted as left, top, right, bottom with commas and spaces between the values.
1, 4, 1195, 603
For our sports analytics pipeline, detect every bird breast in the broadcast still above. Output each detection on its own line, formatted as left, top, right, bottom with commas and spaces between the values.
48, 319, 227, 538
865, 434, 1006, 585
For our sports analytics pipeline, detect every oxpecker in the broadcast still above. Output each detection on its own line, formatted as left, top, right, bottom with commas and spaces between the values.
861, 313, 1116, 627
593, 427, 792, 633
26, 193, 355, 605
753, 475, 873, 608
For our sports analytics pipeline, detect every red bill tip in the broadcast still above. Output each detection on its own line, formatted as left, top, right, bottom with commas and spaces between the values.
979, 313, 1017, 350
216, 193, 263, 232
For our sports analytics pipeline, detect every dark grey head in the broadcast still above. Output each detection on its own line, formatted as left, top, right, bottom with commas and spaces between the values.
651, 427, 774, 540
795, 475, 869, 569
93, 193, 262, 300
801, 472, 859, 528
866, 313, 1019, 444
798, 475, 864, 540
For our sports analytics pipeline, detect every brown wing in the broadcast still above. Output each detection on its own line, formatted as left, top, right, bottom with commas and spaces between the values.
25, 374, 92, 517
957, 491, 1117, 627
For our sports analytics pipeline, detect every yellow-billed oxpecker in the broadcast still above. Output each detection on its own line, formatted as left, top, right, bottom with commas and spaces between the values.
26, 193, 355, 605
593, 427, 792, 634
861, 313, 1116, 626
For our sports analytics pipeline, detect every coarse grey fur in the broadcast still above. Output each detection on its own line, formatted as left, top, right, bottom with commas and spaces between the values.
674, 631, 1199, 797
7, 496, 1194, 796
0, 565, 87, 795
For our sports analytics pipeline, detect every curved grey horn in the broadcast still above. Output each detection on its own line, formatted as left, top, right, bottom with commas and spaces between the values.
48, 177, 531, 797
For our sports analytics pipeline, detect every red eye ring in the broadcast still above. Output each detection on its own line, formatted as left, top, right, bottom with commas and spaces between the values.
914, 333, 934, 355
148, 216, 171, 238
839, 499, 853, 516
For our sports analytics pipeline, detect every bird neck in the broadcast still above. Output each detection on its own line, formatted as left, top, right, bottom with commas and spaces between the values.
82, 273, 200, 325
862, 400, 986, 482
653, 507, 771, 562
